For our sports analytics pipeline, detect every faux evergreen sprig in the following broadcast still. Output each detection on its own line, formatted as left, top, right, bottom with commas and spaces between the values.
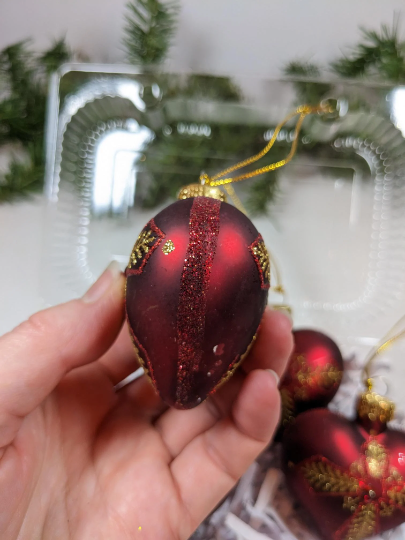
123, 0, 179, 65
286, 21, 405, 84
0, 39, 70, 202
332, 22, 405, 82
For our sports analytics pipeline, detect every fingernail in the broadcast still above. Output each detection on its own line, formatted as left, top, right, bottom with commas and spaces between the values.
266, 369, 280, 387
82, 261, 122, 303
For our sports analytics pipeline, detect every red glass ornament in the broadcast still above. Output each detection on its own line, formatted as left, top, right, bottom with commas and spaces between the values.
125, 196, 270, 409
282, 395, 405, 540
279, 329, 344, 428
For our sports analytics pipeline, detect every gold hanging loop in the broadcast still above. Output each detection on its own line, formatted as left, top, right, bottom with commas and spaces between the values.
200, 103, 332, 188
363, 314, 405, 388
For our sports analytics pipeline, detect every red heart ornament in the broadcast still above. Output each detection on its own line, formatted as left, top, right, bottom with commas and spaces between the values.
282, 396, 405, 540
125, 196, 269, 409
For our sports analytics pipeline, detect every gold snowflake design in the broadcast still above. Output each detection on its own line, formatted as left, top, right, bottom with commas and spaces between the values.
300, 439, 405, 540
128, 229, 156, 268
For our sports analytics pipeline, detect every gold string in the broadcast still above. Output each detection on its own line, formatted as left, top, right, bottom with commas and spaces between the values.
205, 101, 333, 313
200, 103, 331, 187
364, 314, 405, 390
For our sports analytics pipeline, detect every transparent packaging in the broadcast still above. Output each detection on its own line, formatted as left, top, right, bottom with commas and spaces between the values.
43, 64, 405, 539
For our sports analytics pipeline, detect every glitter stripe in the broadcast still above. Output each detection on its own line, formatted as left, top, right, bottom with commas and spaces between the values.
176, 197, 221, 407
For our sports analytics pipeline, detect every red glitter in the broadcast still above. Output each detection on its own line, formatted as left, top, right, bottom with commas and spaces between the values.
176, 197, 221, 407
126, 219, 165, 276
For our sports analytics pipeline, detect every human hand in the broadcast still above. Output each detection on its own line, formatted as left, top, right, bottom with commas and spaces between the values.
0, 262, 293, 539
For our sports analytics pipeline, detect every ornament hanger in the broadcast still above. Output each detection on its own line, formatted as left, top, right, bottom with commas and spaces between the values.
363, 314, 405, 392
200, 102, 334, 187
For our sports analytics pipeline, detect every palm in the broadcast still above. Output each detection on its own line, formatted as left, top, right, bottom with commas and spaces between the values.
8, 367, 183, 539
0, 270, 292, 540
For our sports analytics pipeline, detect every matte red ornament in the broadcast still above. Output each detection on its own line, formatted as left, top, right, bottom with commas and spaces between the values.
279, 329, 344, 428
282, 395, 405, 540
125, 196, 270, 409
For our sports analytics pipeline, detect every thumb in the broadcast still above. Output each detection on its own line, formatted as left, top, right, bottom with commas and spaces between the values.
0, 262, 125, 448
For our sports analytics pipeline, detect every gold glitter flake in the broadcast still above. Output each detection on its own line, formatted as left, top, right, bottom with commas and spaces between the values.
162, 239, 175, 255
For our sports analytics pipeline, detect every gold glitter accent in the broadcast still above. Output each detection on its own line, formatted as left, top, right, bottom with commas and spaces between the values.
177, 183, 227, 201
344, 503, 376, 540
343, 496, 361, 513
212, 333, 258, 393
129, 229, 155, 268
162, 239, 175, 255
380, 499, 396, 517
365, 439, 388, 479
252, 240, 270, 283
301, 460, 360, 493
280, 388, 295, 427
289, 354, 343, 400
300, 439, 404, 540
357, 391, 395, 424
127, 331, 153, 385
387, 485, 405, 507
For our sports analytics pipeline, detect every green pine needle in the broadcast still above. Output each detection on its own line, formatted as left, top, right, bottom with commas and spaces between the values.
39, 38, 70, 75
0, 39, 70, 202
283, 60, 331, 105
123, 0, 179, 64
284, 61, 321, 78
332, 20, 405, 82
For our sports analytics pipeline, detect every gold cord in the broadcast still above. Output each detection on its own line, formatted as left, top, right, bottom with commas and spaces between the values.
202, 101, 333, 313
364, 314, 405, 389
200, 104, 331, 187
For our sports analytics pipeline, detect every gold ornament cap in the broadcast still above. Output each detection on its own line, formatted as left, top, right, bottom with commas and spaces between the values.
357, 391, 395, 425
177, 183, 227, 202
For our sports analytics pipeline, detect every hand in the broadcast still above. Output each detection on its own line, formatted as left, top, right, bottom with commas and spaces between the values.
0, 262, 293, 540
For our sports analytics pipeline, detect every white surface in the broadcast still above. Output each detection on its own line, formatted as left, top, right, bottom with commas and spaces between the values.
0, 0, 404, 76
0, 196, 47, 336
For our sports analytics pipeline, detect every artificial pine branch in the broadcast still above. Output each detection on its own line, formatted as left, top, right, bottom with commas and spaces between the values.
123, 0, 179, 64
283, 60, 331, 105
284, 61, 321, 78
332, 21, 405, 82
0, 39, 70, 202
38, 39, 70, 75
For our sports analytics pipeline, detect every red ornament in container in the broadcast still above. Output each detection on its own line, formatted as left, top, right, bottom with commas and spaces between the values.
282, 393, 405, 540
125, 186, 270, 409
279, 329, 344, 428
